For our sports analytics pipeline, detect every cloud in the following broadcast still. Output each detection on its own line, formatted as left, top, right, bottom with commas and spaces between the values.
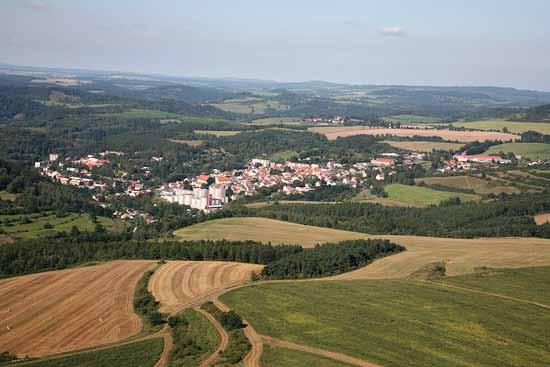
380, 26, 406, 37
27, 1, 49, 9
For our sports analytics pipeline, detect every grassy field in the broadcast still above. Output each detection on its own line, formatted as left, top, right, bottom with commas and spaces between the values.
167, 139, 204, 146
16, 338, 164, 367
0, 191, 17, 201
248, 117, 305, 125
415, 176, 520, 195
382, 114, 443, 124
484, 142, 550, 160
353, 189, 426, 207
0, 213, 113, 239
453, 119, 550, 134
382, 140, 464, 152
384, 184, 480, 206
194, 130, 242, 137
261, 345, 354, 367
212, 100, 289, 114
270, 150, 299, 161
173, 217, 366, 247
222, 271, 550, 367
103, 108, 184, 120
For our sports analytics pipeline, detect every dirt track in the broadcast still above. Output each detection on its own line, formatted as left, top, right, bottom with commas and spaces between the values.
261, 335, 382, 367
148, 261, 263, 313
196, 307, 229, 367
0, 260, 155, 357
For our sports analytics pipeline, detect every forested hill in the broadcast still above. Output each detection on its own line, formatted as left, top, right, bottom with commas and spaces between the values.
516, 104, 550, 122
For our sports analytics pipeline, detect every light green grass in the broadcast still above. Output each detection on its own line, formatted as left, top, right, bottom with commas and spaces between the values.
261, 345, 354, 367
194, 130, 242, 137
249, 117, 305, 126
383, 115, 442, 124
0, 213, 112, 239
453, 119, 550, 134
270, 150, 299, 162
104, 108, 184, 120
222, 269, 550, 367
17, 338, 164, 367
382, 140, 464, 152
385, 184, 480, 206
484, 143, 550, 160
212, 100, 289, 115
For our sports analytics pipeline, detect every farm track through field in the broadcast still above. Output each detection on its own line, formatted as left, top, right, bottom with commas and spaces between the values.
153, 327, 173, 367
260, 335, 382, 367
0, 260, 155, 358
425, 281, 550, 310
196, 307, 229, 367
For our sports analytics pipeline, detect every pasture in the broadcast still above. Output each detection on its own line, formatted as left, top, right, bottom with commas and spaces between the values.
415, 175, 520, 195
174, 217, 366, 247
248, 117, 305, 125
484, 142, 550, 160
382, 114, 443, 124
194, 130, 242, 137
381, 140, 464, 152
222, 268, 550, 367
167, 139, 204, 146
0, 213, 112, 239
148, 260, 263, 313
211, 100, 289, 114
310, 126, 519, 142
453, 119, 550, 134
261, 345, 355, 367
0, 260, 155, 357
384, 183, 480, 206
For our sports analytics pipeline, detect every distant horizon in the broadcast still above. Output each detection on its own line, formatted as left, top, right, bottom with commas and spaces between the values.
2, 61, 550, 93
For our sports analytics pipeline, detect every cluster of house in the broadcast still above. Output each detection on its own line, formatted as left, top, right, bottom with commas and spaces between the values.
158, 152, 426, 212
438, 153, 514, 173
305, 116, 346, 124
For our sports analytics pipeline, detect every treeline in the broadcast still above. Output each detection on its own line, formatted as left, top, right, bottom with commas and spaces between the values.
262, 239, 404, 279
521, 130, 550, 144
134, 269, 165, 329
232, 193, 550, 238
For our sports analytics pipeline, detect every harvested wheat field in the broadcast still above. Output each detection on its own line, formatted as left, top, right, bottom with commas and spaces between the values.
149, 261, 263, 313
332, 235, 550, 280
174, 217, 365, 247
311, 126, 519, 142
535, 213, 550, 225
0, 260, 155, 358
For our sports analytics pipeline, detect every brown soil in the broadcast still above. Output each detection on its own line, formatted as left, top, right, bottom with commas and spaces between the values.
0, 260, 155, 357
196, 307, 229, 367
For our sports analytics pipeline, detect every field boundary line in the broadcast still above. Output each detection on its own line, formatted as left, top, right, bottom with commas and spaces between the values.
153, 328, 173, 367
260, 334, 382, 367
195, 307, 229, 367
425, 281, 550, 310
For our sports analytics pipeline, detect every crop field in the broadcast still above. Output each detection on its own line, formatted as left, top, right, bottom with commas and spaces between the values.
453, 119, 550, 134
194, 130, 242, 137
384, 184, 480, 206
174, 217, 366, 247
261, 345, 355, 367
310, 126, 519, 142
0, 213, 113, 240
18, 338, 164, 367
333, 235, 550, 279
381, 140, 464, 152
535, 213, 550, 225
382, 114, 443, 124
484, 142, 550, 160
222, 271, 550, 367
167, 139, 204, 146
0, 260, 154, 357
148, 260, 263, 313
415, 176, 520, 195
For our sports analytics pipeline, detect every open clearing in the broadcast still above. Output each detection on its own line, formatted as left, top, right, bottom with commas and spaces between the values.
0, 260, 154, 357
382, 114, 443, 124
174, 217, 366, 247
383, 183, 480, 206
248, 117, 305, 125
382, 140, 464, 152
176, 217, 550, 278
415, 175, 520, 195
167, 139, 204, 147
194, 130, 242, 137
310, 126, 519, 142
261, 345, 356, 367
148, 260, 263, 313
453, 119, 550, 134
484, 142, 550, 160
535, 213, 550, 225
222, 268, 550, 367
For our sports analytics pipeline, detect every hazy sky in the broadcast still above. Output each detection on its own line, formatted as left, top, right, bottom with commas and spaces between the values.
2, 0, 550, 90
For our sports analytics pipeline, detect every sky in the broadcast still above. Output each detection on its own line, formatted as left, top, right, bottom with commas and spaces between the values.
1, 0, 550, 90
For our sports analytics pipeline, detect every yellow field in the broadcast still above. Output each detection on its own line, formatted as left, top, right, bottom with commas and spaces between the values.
452, 119, 550, 134
167, 139, 204, 146
174, 217, 366, 247
535, 213, 550, 225
382, 140, 464, 152
176, 217, 550, 279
